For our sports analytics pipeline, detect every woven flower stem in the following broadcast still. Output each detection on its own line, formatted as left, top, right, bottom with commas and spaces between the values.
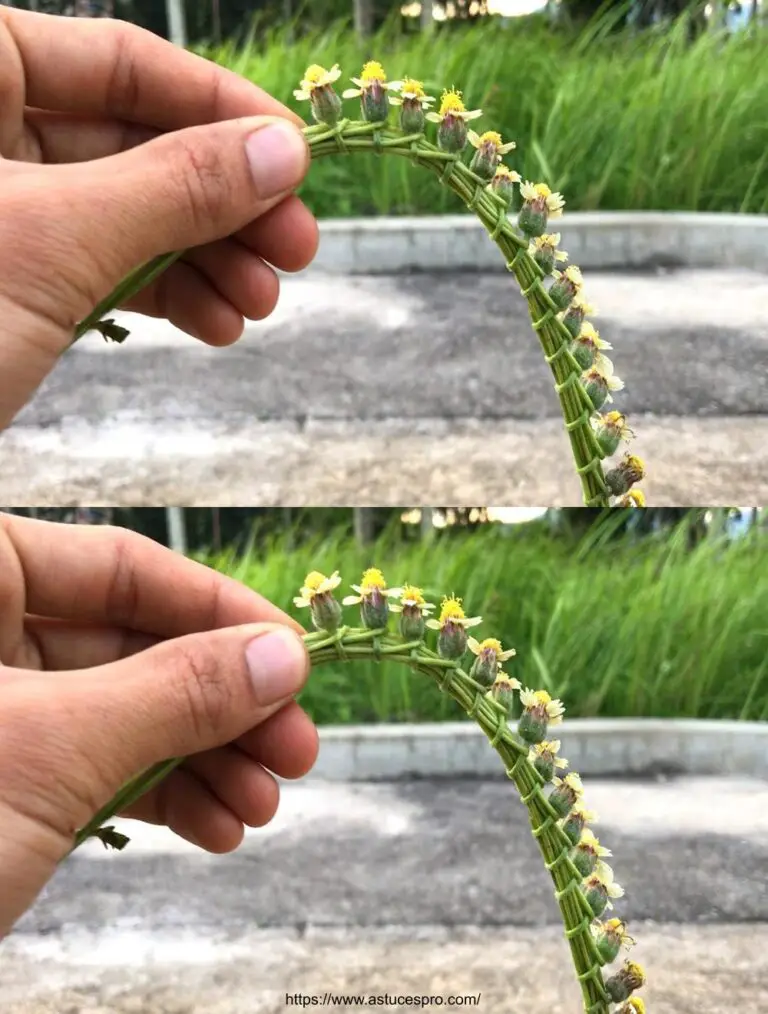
72, 119, 610, 506
70, 625, 611, 1013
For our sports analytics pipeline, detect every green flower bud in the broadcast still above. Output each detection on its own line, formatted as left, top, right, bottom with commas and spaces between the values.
310, 592, 343, 632
437, 619, 469, 660
487, 676, 519, 714
548, 266, 584, 311
594, 919, 636, 964
561, 299, 592, 338
583, 879, 609, 918
518, 203, 548, 238
583, 370, 609, 411
518, 709, 548, 744
399, 603, 426, 641
400, 97, 426, 133
310, 85, 343, 127
548, 773, 583, 817
437, 113, 469, 154
594, 411, 629, 456
488, 167, 519, 208
570, 338, 597, 371
361, 80, 389, 123
361, 587, 389, 630
570, 846, 597, 877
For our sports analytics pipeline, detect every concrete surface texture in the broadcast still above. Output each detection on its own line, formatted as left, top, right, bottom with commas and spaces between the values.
3, 776, 768, 1013
1, 264, 767, 505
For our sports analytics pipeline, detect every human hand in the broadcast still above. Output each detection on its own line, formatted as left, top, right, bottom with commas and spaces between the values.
0, 513, 317, 937
0, 9, 318, 429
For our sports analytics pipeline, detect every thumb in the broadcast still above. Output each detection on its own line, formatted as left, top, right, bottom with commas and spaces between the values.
63, 115, 310, 281
71, 622, 310, 790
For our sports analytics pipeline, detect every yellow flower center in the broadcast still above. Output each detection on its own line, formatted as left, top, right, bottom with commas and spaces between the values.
604, 410, 625, 425
628, 999, 646, 1014
360, 60, 386, 83
534, 182, 552, 198
625, 490, 646, 507
438, 595, 466, 623
626, 454, 644, 471
479, 637, 502, 652
533, 689, 552, 705
401, 77, 425, 97
626, 961, 646, 983
604, 918, 624, 931
401, 584, 425, 606
303, 570, 328, 591
479, 130, 503, 146
304, 64, 328, 85
360, 567, 386, 591
438, 88, 467, 116
494, 165, 514, 178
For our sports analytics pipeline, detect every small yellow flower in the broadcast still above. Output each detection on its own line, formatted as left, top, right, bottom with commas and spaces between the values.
426, 595, 482, 630
467, 636, 516, 662
467, 129, 516, 155
491, 165, 521, 183
618, 489, 647, 508
585, 358, 625, 398
555, 264, 583, 290
623, 998, 646, 1014
601, 918, 637, 950
569, 293, 597, 316
587, 863, 625, 904
579, 828, 612, 857
530, 233, 569, 262
601, 410, 633, 437
294, 63, 342, 101
389, 76, 435, 108
520, 181, 565, 217
570, 801, 599, 825
342, 567, 403, 606
520, 687, 566, 724
554, 771, 584, 797
529, 739, 568, 769
293, 570, 342, 608
578, 321, 612, 350
492, 670, 522, 691
425, 88, 482, 123
343, 60, 403, 99
389, 583, 435, 615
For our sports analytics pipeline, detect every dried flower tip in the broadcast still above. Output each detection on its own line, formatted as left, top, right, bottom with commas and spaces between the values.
605, 961, 646, 1004
618, 489, 647, 507
605, 453, 646, 497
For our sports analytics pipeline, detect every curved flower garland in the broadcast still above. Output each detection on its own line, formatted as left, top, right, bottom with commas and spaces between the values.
74, 60, 648, 508
72, 564, 648, 1014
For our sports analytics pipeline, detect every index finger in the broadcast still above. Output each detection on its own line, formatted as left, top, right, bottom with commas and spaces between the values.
1, 513, 303, 640
4, 9, 303, 132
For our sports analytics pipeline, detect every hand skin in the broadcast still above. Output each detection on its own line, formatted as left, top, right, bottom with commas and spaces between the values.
0, 513, 318, 939
0, 8, 319, 430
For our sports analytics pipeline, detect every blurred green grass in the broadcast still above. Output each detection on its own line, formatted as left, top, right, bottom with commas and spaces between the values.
202, 15, 768, 218
198, 521, 768, 725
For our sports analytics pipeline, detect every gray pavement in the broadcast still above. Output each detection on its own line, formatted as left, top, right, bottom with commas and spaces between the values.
1, 266, 767, 505
2, 776, 768, 1013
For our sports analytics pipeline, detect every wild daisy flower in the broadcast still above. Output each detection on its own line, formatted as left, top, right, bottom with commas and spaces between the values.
487, 669, 522, 712
466, 129, 516, 180
529, 232, 568, 275
583, 863, 625, 917
594, 410, 635, 456
342, 61, 400, 123
549, 264, 584, 311
294, 570, 343, 631
389, 583, 434, 640
570, 827, 612, 876
294, 64, 343, 125
389, 76, 435, 132
425, 88, 482, 153
529, 739, 568, 782
342, 567, 402, 630
594, 918, 637, 963
548, 772, 584, 817
518, 688, 565, 744
569, 321, 613, 370
426, 595, 482, 659
583, 358, 625, 411
518, 181, 565, 237
487, 164, 522, 206
467, 636, 516, 686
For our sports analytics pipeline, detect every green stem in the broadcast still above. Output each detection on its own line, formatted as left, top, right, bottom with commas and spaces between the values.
72, 120, 612, 507
71, 626, 613, 1014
